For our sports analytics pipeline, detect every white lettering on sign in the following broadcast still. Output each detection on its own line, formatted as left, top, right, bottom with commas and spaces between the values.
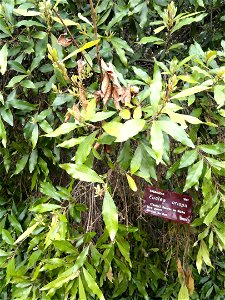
149, 195, 166, 202
172, 201, 187, 208
149, 189, 164, 195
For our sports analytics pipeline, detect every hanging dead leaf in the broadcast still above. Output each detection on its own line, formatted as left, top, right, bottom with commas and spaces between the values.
106, 266, 114, 283
101, 72, 110, 95
77, 59, 85, 78
123, 85, 131, 104
57, 34, 72, 47
185, 268, 194, 295
112, 85, 121, 110
177, 259, 185, 284
64, 111, 71, 123
71, 104, 81, 122
103, 82, 112, 106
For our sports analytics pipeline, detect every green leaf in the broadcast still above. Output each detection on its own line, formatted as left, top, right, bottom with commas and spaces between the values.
29, 149, 38, 173
57, 137, 85, 148
15, 221, 40, 244
1, 108, 13, 126
139, 36, 164, 44
158, 120, 195, 148
106, 9, 129, 32
28, 250, 42, 268
130, 145, 142, 174
13, 154, 29, 175
183, 159, 204, 192
172, 13, 207, 33
30, 204, 61, 213
103, 119, 145, 142
20, 80, 36, 89
151, 121, 164, 164
198, 144, 225, 155
31, 124, 38, 149
116, 235, 132, 267
13, 8, 41, 16
132, 66, 151, 84
126, 174, 137, 192
60, 163, 103, 183
90, 111, 116, 122
6, 75, 27, 87
178, 284, 189, 300
2, 229, 15, 245
44, 123, 78, 137
214, 85, 225, 108
40, 181, 61, 200
0, 117, 7, 147
8, 214, 23, 233
62, 40, 100, 62
102, 190, 118, 241
53, 240, 78, 254
52, 17, 80, 27
179, 149, 198, 168
171, 85, 210, 99
201, 240, 213, 268
150, 64, 162, 112
75, 131, 98, 164
119, 109, 131, 120
79, 277, 87, 300
0, 44, 8, 75
83, 268, 105, 300
41, 246, 89, 290
204, 201, 220, 226
8, 99, 36, 111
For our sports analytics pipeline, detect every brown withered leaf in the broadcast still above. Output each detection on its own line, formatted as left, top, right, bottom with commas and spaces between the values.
185, 268, 194, 295
112, 84, 121, 110
101, 59, 121, 88
69, 104, 81, 123
103, 82, 112, 106
177, 259, 185, 284
57, 34, 72, 47
106, 266, 114, 283
123, 85, 131, 104
77, 59, 85, 79
101, 72, 110, 95
64, 111, 71, 123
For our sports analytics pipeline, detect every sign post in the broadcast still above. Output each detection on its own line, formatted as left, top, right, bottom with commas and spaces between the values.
143, 187, 192, 224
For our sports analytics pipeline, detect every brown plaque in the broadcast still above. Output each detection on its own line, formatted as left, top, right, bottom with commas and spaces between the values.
143, 186, 192, 224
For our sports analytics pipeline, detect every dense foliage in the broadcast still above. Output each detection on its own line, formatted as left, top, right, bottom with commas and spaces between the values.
0, 0, 225, 299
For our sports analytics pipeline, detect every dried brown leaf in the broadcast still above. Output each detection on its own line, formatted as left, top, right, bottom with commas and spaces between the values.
57, 34, 72, 47
112, 85, 121, 110
77, 59, 85, 78
106, 266, 114, 283
72, 104, 81, 122
185, 268, 194, 295
123, 85, 131, 104
103, 82, 112, 106
101, 72, 110, 95
177, 259, 185, 284
64, 112, 71, 123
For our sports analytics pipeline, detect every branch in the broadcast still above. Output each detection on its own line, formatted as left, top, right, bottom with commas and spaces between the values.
53, 8, 94, 71
89, 0, 103, 80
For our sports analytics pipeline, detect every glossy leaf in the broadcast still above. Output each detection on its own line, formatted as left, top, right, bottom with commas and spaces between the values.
60, 163, 103, 183
102, 190, 118, 241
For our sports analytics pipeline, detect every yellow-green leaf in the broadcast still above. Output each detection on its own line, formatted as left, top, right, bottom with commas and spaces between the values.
126, 174, 137, 192
62, 40, 100, 62
171, 85, 210, 99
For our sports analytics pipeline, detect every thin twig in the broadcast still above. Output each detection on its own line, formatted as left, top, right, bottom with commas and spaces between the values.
53, 8, 93, 71
89, 0, 103, 80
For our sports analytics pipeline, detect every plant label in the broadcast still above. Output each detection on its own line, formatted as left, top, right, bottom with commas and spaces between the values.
143, 186, 192, 224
